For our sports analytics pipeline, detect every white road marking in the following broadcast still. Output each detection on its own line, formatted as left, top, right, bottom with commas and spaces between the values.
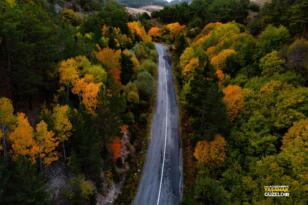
156, 46, 169, 205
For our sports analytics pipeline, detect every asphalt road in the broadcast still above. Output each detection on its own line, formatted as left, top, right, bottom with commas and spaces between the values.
133, 43, 182, 205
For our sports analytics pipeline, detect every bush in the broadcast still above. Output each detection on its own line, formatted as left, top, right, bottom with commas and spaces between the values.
138, 59, 156, 75
287, 38, 308, 76
134, 71, 153, 99
60, 8, 83, 26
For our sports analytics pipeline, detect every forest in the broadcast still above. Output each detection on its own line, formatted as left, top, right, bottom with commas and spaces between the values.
0, 0, 307, 205
1, 0, 157, 204
151, 0, 307, 204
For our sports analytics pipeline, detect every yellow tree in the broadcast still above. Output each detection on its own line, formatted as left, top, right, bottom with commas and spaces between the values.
8, 113, 39, 163
51, 104, 72, 160
183, 57, 199, 77
209, 135, 227, 167
72, 75, 89, 101
59, 58, 79, 86
72, 75, 102, 113
194, 135, 227, 168
180, 47, 195, 69
35, 120, 59, 167
223, 85, 245, 120
272, 119, 308, 198
194, 140, 210, 165
281, 119, 308, 173
165, 22, 185, 40
96, 48, 122, 82
282, 119, 308, 147
59, 58, 79, 99
210, 48, 236, 70
0, 97, 15, 160
127, 21, 151, 42
82, 81, 102, 113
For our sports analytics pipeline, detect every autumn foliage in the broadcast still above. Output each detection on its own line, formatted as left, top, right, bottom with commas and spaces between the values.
72, 75, 102, 113
9, 113, 39, 163
165, 22, 185, 40
223, 85, 245, 120
0, 97, 15, 153
148, 26, 160, 37
110, 137, 122, 161
59, 58, 79, 86
282, 118, 308, 149
183, 57, 199, 77
128, 21, 151, 42
215, 69, 225, 85
210, 49, 236, 70
96, 48, 121, 71
96, 48, 122, 82
194, 135, 227, 168
0, 97, 15, 128
180, 47, 198, 77
35, 120, 59, 166
59, 56, 106, 113
52, 104, 72, 143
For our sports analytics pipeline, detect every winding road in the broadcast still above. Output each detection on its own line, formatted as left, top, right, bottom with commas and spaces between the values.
133, 44, 182, 205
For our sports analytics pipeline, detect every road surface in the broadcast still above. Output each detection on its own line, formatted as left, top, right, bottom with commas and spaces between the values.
133, 44, 182, 205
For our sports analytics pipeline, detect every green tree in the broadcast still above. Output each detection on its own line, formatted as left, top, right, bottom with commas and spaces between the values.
64, 175, 95, 205
257, 25, 290, 57
186, 63, 229, 140
287, 38, 308, 77
69, 110, 102, 181
0, 157, 50, 205
82, 0, 129, 40
183, 169, 227, 205
289, 0, 308, 34
259, 50, 285, 76
120, 52, 134, 84
0, 2, 60, 108
135, 71, 153, 99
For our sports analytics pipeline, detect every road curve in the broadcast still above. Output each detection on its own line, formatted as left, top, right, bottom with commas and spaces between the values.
133, 43, 182, 205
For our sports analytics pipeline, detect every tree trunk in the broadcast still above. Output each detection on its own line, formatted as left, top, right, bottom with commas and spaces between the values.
39, 157, 43, 171
62, 141, 67, 161
2, 126, 7, 162
66, 86, 70, 103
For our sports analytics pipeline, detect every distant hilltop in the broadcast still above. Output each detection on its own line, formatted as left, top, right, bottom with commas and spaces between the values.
120, 0, 271, 8
118, 0, 166, 7
126, 5, 163, 16
250, 0, 270, 6
118, 0, 192, 8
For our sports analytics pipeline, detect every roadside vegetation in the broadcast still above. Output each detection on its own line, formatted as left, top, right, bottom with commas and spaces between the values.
151, 0, 307, 204
0, 0, 157, 204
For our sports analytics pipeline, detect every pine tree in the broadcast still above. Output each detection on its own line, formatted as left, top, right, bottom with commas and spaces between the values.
186, 62, 229, 140
0, 157, 50, 205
